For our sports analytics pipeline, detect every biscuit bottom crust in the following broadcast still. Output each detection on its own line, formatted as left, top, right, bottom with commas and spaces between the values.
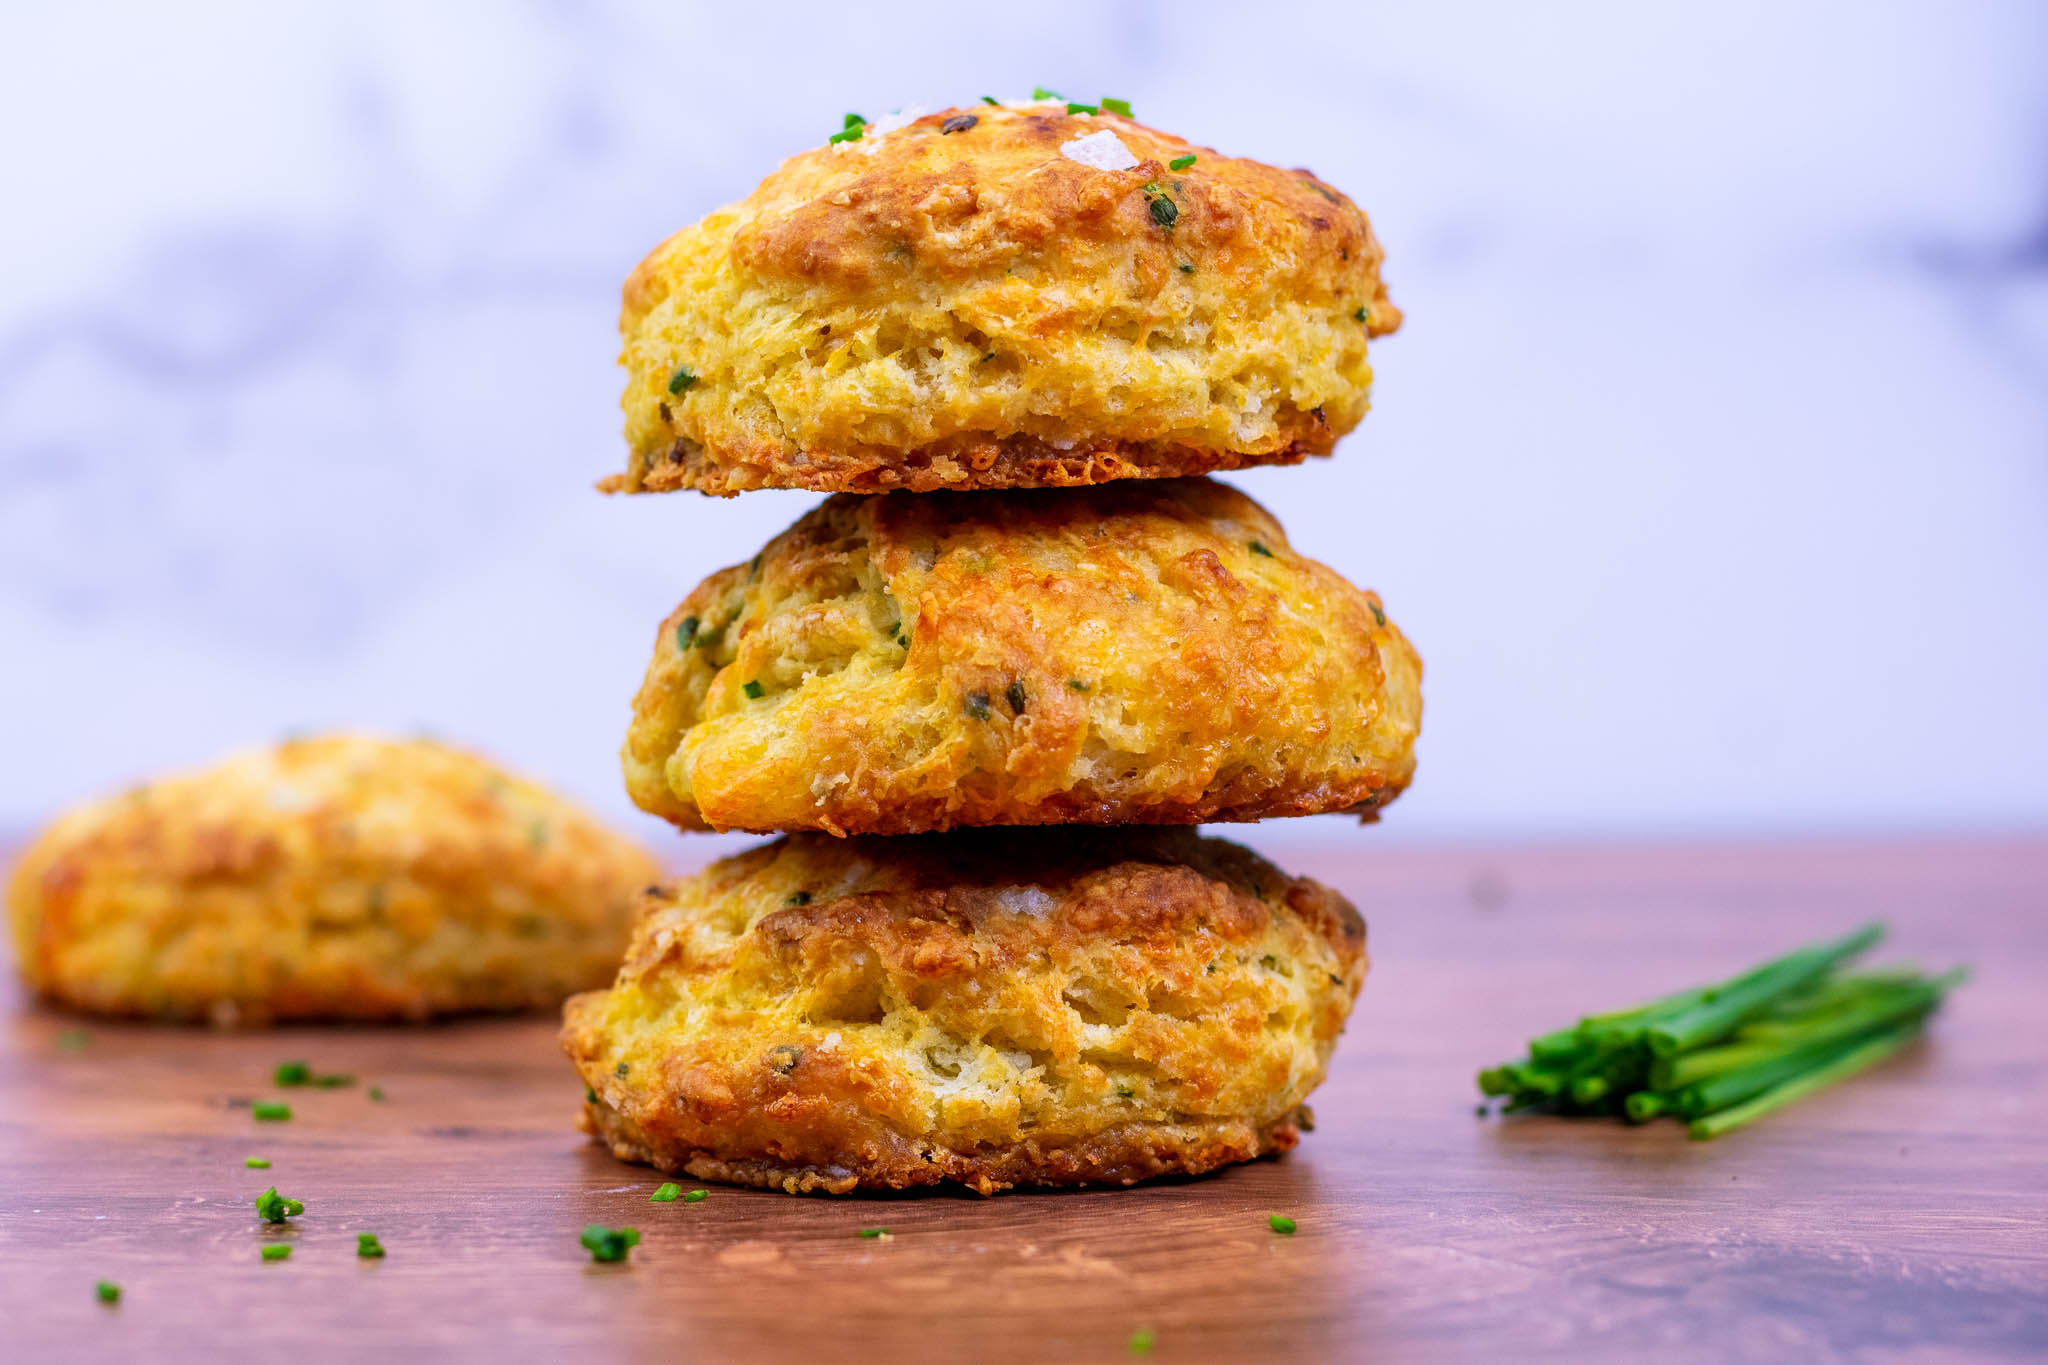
606, 424, 1326, 498
577, 1100, 1307, 1196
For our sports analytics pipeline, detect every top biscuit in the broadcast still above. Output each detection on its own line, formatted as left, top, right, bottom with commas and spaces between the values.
610, 99, 1400, 496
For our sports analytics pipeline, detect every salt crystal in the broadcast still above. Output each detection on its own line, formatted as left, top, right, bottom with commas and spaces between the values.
1061, 130, 1138, 172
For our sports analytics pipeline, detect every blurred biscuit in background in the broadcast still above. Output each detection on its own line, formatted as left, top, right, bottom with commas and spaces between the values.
7, 734, 659, 1024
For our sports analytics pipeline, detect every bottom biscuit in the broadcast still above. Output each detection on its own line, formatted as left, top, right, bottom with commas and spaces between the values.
562, 827, 1364, 1195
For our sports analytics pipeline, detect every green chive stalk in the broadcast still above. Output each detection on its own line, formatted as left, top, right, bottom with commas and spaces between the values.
1687, 1024, 1924, 1139
1476, 922, 1961, 1138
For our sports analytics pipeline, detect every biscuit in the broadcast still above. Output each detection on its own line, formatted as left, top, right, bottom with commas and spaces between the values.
563, 826, 1365, 1194
625, 477, 1421, 835
8, 735, 660, 1024
611, 100, 1399, 495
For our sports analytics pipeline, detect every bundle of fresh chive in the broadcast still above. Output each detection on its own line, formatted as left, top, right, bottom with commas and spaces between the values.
1477, 922, 1965, 1138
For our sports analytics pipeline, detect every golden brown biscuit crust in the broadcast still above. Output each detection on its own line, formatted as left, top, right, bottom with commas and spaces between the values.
624, 477, 1422, 835
8, 735, 660, 1024
562, 828, 1365, 1195
612, 102, 1399, 496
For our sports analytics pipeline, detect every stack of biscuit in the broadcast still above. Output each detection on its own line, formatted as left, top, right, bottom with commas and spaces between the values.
563, 98, 1421, 1195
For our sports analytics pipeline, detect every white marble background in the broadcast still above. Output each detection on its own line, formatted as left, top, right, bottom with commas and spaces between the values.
2, 1, 2043, 847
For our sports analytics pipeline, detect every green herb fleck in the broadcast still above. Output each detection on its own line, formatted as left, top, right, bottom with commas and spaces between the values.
741, 679, 764, 700
786, 891, 812, 906
1129, 1327, 1157, 1356
1177, 262, 1194, 274
965, 690, 992, 721
245, 1157, 271, 1169
1169, 153, 1197, 171
1260, 954, 1280, 970
1005, 679, 1027, 714
1066, 102, 1099, 116
666, 364, 697, 395
1249, 540, 1275, 558
1067, 678, 1089, 692
357, 1233, 386, 1259
1369, 602, 1386, 627
1101, 97, 1132, 118
274, 1061, 311, 1087
1032, 86, 1064, 101
980, 95, 999, 106
614, 1062, 630, 1078
828, 113, 867, 145
1301, 178, 1340, 203
260, 1244, 292, 1262
368, 1086, 386, 1102
1116, 1085, 1135, 1098
581, 1225, 641, 1263
650, 1183, 682, 1203
252, 1102, 292, 1122
675, 616, 700, 651
1269, 1214, 1298, 1235
682, 1189, 707, 1204
96, 1280, 120, 1304
56, 1028, 92, 1052
1141, 182, 1178, 232
1354, 305, 1369, 324
312, 1073, 354, 1089
858, 1227, 890, 1239
255, 1187, 304, 1224
584, 1085, 597, 1104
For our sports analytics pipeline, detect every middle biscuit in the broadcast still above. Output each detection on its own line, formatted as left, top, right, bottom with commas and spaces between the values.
626, 476, 1421, 835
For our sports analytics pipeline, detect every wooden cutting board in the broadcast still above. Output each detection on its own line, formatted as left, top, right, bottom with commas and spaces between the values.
2, 838, 2042, 1363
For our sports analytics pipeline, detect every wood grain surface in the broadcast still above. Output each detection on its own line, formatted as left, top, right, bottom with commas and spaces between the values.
2, 837, 2042, 1363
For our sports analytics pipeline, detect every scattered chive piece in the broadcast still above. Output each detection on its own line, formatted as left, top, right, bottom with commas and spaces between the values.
858, 1227, 889, 1239
614, 1062, 630, 1078
357, 1233, 386, 1259
650, 1183, 682, 1203
786, 891, 812, 906
1005, 679, 1028, 714
254, 1187, 304, 1223
741, 679, 764, 700
1249, 540, 1275, 558
1169, 153, 1197, 171
1177, 262, 1194, 273
368, 1086, 385, 1102
584, 1085, 597, 1103
675, 616, 700, 651
965, 690, 992, 721
56, 1028, 92, 1052
96, 1280, 120, 1304
1066, 102, 1099, 116
980, 95, 998, 106
580, 1224, 641, 1263
1032, 86, 1064, 101
1116, 1085, 1135, 1098
666, 364, 697, 394
252, 1102, 292, 1122
1269, 1214, 1298, 1235
1067, 678, 1090, 691
1369, 602, 1387, 626
312, 1073, 354, 1089
828, 117, 865, 145
1101, 97, 1132, 117
1355, 305, 1370, 324
274, 1062, 311, 1087
261, 1244, 292, 1262
682, 1189, 708, 1204
1129, 1327, 1157, 1356
245, 1157, 271, 1169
